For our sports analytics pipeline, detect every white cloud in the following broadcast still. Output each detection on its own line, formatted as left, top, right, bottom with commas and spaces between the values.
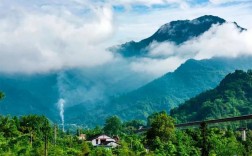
0, 3, 114, 73
186, 23, 252, 59
130, 57, 185, 76
209, 0, 251, 5
148, 41, 177, 58
133, 23, 252, 76
110, 0, 189, 8
0, 0, 252, 77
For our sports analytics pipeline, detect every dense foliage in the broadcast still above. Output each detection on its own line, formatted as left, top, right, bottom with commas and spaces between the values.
171, 70, 252, 123
0, 112, 252, 155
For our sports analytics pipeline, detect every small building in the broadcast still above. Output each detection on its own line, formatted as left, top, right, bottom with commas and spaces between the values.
90, 134, 119, 148
78, 134, 86, 140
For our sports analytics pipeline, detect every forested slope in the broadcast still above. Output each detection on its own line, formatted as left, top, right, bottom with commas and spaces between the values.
171, 70, 252, 123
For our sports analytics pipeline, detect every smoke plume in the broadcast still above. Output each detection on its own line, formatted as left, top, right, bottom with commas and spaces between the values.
57, 98, 65, 132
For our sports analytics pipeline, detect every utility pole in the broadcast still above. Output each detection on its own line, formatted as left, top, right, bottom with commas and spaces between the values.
30, 130, 33, 147
44, 135, 48, 156
54, 124, 57, 145
42, 119, 49, 156
200, 122, 209, 156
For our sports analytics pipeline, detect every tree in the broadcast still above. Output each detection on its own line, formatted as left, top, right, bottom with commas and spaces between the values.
146, 112, 175, 150
147, 111, 166, 126
123, 120, 145, 134
81, 141, 91, 156
208, 129, 244, 156
175, 130, 200, 156
90, 147, 113, 156
18, 114, 52, 155
200, 122, 209, 156
103, 116, 122, 136
0, 116, 19, 138
0, 91, 4, 100
41, 116, 51, 156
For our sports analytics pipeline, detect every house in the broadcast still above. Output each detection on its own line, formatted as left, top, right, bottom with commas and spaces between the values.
90, 134, 119, 148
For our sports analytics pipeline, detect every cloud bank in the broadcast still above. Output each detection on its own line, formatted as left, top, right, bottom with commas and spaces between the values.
131, 23, 252, 76
0, 0, 251, 75
0, 3, 114, 73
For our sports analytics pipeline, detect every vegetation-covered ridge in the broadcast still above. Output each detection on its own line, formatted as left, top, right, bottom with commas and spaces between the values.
171, 70, 252, 123
1, 112, 252, 155
100, 57, 252, 124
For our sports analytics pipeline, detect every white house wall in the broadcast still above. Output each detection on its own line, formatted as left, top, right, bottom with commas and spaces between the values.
91, 135, 116, 146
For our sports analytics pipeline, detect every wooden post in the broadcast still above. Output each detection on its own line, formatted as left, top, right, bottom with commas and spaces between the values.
54, 124, 57, 145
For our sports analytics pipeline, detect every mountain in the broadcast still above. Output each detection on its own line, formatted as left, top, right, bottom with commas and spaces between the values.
170, 70, 252, 123
0, 73, 59, 120
0, 15, 250, 127
113, 15, 228, 57
99, 57, 252, 121
0, 67, 149, 124
63, 56, 252, 126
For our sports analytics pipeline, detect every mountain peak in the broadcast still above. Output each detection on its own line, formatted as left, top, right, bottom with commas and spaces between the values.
191, 15, 225, 23
156, 15, 225, 36
115, 15, 229, 57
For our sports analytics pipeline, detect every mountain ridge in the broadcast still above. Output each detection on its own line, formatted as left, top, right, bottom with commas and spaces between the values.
64, 56, 252, 126
114, 15, 227, 57
170, 70, 252, 123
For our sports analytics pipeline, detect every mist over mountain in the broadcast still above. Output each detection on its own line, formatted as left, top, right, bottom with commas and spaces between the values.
113, 15, 245, 57
0, 64, 152, 123
64, 56, 252, 125
0, 73, 59, 120
0, 15, 252, 126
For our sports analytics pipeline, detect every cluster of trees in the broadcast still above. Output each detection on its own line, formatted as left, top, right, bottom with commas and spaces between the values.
1, 111, 252, 155
171, 70, 252, 123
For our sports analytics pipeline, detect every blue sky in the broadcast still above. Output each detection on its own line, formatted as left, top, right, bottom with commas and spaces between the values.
109, 0, 252, 43
0, 0, 252, 74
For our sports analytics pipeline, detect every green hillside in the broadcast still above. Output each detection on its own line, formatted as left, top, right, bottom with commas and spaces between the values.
64, 57, 252, 126
171, 70, 252, 123
96, 57, 252, 122
0, 73, 59, 120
